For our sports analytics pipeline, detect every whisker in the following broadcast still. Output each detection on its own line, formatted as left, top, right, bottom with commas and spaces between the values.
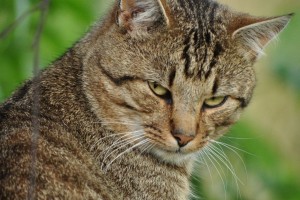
98, 122, 138, 126
95, 135, 133, 160
92, 118, 139, 126
101, 134, 144, 169
102, 133, 143, 159
202, 146, 227, 199
138, 140, 154, 155
197, 147, 213, 182
212, 140, 248, 178
90, 130, 142, 151
104, 139, 148, 171
109, 130, 143, 147
209, 144, 243, 184
211, 140, 256, 157
208, 143, 244, 199
90, 133, 127, 151
205, 145, 227, 178
222, 136, 256, 140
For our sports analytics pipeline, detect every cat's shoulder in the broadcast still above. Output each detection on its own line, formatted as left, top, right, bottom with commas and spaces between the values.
0, 122, 119, 199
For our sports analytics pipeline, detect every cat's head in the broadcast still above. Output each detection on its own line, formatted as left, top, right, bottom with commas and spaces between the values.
83, 0, 292, 164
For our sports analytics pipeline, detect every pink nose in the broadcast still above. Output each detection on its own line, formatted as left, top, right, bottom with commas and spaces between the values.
172, 134, 194, 147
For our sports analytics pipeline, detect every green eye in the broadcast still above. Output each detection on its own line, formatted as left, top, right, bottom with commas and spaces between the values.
204, 96, 228, 108
148, 82, 169, 96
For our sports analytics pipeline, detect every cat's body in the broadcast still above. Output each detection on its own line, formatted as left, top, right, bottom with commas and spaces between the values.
0, 0, 291, 199
0, 49, 191, 199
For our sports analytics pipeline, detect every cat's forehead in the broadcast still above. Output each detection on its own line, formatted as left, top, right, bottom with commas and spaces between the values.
171, 0, 227, 28
147, 27, 231, 83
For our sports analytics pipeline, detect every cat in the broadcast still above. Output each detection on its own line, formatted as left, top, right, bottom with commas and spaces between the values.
0, 0, 292, 199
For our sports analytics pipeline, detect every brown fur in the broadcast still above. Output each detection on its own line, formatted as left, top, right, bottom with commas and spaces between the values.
0, 0, 291, 199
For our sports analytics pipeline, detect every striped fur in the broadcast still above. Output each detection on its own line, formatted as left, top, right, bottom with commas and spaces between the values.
0, 0, 291, 199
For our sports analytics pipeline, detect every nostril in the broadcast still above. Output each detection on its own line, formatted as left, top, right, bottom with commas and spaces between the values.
174, 136, 182, 145
173, 134, 194, 147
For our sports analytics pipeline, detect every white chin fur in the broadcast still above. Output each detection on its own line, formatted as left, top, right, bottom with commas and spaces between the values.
150, 148, 196, 166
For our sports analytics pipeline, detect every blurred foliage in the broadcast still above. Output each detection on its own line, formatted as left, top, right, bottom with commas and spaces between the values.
0, 0, 109, 99
1, 0, 300, 200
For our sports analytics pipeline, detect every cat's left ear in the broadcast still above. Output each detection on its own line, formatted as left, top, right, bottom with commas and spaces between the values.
231, 14, 293, 61
117, 0, 172, 36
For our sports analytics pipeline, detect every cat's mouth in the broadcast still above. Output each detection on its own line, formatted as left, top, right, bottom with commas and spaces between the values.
148, 137, 209, 164
140, 125, 214, 163
150, 147, 199, 164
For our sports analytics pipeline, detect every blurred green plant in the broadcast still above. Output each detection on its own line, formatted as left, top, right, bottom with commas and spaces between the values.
0, 0, 107, 100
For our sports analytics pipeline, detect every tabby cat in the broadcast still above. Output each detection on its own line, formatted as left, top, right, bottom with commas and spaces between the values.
0, 0, 292, 199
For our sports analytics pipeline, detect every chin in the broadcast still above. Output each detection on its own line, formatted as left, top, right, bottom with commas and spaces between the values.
150, 148, 197, 166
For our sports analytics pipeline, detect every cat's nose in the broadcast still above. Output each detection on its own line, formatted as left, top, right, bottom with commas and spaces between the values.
172, 133, 194, 147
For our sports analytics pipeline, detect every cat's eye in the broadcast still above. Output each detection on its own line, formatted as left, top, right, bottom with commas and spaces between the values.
203, 96, 228, 108
148, 82, 172, 103
148, 82, 169, 96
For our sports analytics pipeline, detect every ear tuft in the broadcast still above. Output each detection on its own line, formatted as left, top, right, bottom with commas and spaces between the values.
232, 14, 293, 60
117, 0, 172, 37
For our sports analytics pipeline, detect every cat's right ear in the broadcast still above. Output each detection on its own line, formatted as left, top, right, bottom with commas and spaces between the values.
117, 0, 173, 37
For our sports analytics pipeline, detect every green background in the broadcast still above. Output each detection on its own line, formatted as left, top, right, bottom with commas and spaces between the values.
1, 0, 300, 199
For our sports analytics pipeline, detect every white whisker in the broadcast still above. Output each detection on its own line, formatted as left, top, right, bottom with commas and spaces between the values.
109, 130, 143, 147
202, 146, 227, 199
92, 118, 139, 126
211, 140, 255, 157
198, 147, 213, 182
139, 140, 153, 155
222, 136, 256, 140
207, 146, 229, 191
208, 143, 243, 199
209, 144, 243, 184
90, 130, 142, 151
211, 140, 249, 178
90, 133, 126, 151
101, 133, 144, 170
104, 139, 148, 171
102, 133, 143, 160
99, 122, 138, 126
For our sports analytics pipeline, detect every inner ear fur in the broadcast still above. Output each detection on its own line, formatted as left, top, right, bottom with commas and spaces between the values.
117, 0, 173, 36
230, 13, 293, 60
